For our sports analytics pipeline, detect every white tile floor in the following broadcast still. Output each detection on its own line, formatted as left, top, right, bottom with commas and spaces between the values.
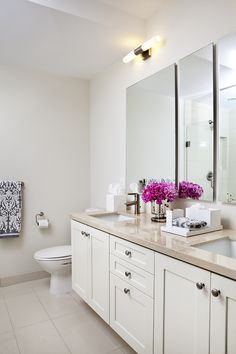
0, 278, 136, 354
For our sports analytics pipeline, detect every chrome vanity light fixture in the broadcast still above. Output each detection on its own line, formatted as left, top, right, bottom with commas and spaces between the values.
122, 35, 162, 63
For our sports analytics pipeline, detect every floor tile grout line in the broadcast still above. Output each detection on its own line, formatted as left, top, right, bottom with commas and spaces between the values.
2, 280, 134, 354
2, 288, 34, 299
97, 317, 128, 352
67, 292, 128, 353
1, 280, 72, 353
2, 294, 22, 354
33, 287, 73, 354
2, 281, 53, 351
109, 344, 137, 354
32, 286, 82, 320
50, 316, 73, 354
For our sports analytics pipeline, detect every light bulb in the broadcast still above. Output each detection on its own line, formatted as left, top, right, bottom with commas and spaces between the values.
122, 51, 136, 63
141, 35, 162, 51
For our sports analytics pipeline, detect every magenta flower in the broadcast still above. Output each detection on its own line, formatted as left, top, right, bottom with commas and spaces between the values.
179, 181, 203, 200
141, 182, 177, 205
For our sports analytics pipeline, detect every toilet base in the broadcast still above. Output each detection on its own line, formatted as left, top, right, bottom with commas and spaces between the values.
50, 269, 72, 295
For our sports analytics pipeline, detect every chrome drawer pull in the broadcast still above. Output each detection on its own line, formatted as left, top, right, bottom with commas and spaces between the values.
124, 288, 130, 294
211, 288, 221, 297
125, 271, 131, 278
196, 282, 205, 290
85, 232, 90, 237
81, 231, 85, 236
125, 250, 131, 257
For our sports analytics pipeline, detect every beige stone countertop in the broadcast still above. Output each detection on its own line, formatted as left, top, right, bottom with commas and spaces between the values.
71, 211, 236, 281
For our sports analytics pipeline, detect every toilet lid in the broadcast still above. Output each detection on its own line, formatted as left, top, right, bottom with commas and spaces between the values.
34, 245, 71, 260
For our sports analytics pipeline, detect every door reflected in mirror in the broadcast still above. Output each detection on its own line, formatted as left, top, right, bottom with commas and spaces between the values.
179, 44, 215, 201
126, 65, 176, 190
219, 32, 236, 203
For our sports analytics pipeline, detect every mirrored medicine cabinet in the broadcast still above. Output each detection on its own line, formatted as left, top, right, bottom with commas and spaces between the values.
126, 64, 177, 190
179, 44, 215, 202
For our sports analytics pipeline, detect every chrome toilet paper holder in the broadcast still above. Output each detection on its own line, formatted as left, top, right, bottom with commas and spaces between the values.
35, 212, 45, 226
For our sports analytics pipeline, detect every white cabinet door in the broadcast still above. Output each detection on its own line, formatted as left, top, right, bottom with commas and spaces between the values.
110, 273, 154, 354
210, 274, 236, 354
71, 220, 89, 301
71, 221, 110, 322
88, 227, 109, 323
155, 253, 210, 354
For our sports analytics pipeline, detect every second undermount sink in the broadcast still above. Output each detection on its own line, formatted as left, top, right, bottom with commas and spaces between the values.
193, 237, 236, 259
91, 213, 136, 223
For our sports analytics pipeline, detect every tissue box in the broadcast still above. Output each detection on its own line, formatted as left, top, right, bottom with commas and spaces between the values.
186, 207, 221, 227
106, 194, 126, 212
166, 209, 184, 228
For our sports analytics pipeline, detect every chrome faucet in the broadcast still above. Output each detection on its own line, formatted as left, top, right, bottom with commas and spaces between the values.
125, 193, 140, 214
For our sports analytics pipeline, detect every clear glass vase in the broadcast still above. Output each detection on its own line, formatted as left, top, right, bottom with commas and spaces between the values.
151, 201, 167, 223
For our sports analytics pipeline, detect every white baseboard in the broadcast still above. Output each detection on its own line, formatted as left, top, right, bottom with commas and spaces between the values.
0, 270, 50, 287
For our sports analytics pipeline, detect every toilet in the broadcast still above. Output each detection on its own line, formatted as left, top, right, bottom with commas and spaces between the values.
34, 245, 72, 295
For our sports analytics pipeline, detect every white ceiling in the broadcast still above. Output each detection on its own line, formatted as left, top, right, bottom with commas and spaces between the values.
0, 0, 160, 78
96, 0, 162, 19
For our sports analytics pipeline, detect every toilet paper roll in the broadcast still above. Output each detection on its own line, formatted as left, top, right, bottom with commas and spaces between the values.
38, 218, 49, 229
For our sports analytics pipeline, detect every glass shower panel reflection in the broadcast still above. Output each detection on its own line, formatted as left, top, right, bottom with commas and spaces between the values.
218, 31, 236, 202
185, 99, 214, 201
219, 85, 236, 202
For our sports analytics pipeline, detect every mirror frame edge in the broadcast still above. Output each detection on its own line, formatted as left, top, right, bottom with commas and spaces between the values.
175, 63, 179, 187
213, 43, 217, 202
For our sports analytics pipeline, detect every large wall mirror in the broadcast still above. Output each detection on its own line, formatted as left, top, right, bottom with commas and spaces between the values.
179, 44, 215, 201
126, 65, 177, 189
218, 32, 236, 203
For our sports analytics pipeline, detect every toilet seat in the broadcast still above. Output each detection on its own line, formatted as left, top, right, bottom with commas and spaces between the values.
34, 245, 71, 261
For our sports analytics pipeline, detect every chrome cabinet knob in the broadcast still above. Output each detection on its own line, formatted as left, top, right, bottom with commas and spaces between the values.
125, 250, 131, 257
196, 282, 205, 290
124, 288, 130, 294
125, 271, 131, 278
211, 289, 221, 297
81, 231, 90, 237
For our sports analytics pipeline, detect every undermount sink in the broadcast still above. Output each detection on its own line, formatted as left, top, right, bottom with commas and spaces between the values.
91, 213, 135, 223
193, 237, 236, 259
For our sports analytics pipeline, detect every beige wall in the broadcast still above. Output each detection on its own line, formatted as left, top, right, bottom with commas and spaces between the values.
90, 0, 236, 228
0, 64, 90, 278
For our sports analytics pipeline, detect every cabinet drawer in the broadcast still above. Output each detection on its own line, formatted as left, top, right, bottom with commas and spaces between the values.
110, 273, 154, 354
110, 255, 154, 298
110, 235, 154, 274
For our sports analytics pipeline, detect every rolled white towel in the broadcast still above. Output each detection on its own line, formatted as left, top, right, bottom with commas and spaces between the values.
172, 217, 207, 230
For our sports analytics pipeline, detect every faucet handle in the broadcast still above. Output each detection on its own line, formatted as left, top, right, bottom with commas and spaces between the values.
126, 192, 140, 214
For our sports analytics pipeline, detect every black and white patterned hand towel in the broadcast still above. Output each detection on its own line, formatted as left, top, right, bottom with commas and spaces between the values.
0, 181, 23, 238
